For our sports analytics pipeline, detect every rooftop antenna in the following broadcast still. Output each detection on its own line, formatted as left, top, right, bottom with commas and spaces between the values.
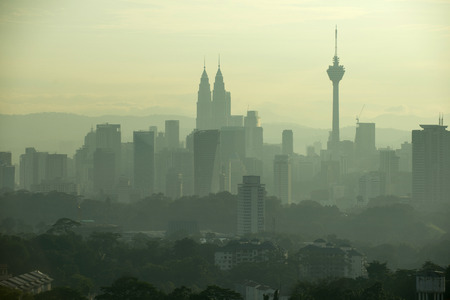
439, 113, 444, 126
335, 25, 338, 57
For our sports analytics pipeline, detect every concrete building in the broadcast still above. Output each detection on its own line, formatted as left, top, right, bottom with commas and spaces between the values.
0, 152, 15, 190
215, 240, 286, 271
282, 130, 293, 156
19, 148, 47, 190
416, 270, 445, 300
133, 131, 155, 198
237, 176, 265, 236
194, 130, 221, 196
412, 122, 450, 206
273, 155, 292, 205
165, 120, 180, 150
93, 148, 115, 196
244, 111, 263, 160
297, 239, 367, 280
0, 270, 53, 295
96, 123, 121, 179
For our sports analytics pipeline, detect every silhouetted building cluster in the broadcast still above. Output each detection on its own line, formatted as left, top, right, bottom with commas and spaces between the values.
5, 30, 448, 220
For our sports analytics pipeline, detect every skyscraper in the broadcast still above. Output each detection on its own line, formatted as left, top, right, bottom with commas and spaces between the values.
412, 121, 450, 206
237, 176, 265, 236
194, 130, 221, 196
326, 27, 345, 151
244, 111, 263, 160
165, 120, 180, 150
96, 123, 121, 178
212, 60, 231, 129
282, 130, 294, 155
133, 131, 155, 197
0, 152, 15, 190
273, 154, 292, 205
196, 65, 212, 130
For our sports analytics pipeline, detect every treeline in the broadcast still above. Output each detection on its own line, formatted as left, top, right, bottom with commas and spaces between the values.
1, 231, 450, 300
1, 190, 450, 268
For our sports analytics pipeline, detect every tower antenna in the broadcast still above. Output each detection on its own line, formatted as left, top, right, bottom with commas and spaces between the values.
218, 54, 221, 68
335, 25, 338, 57
203, 55, 206, 69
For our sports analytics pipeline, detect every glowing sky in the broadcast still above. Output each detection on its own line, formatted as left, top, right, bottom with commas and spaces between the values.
0, 0, 449, 129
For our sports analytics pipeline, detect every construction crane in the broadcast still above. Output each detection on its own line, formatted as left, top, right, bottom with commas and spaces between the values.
356, 104, 365, 124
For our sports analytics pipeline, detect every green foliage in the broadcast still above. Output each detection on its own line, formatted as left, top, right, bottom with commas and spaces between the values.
0, 285, 34, 300
95, 276, 164, 300
34, 286, 88, 300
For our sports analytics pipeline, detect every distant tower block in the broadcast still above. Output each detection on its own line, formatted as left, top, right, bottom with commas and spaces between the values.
237, 176, 266, 236
326, 27, 345, 151
165, 120, 180, 150
282, 130, 293, 155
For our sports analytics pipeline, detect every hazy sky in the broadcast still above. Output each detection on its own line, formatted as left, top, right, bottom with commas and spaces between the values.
0, 0, 449, 129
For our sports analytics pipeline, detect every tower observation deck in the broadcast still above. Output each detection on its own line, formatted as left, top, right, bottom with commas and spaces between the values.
327, 27, 345, 151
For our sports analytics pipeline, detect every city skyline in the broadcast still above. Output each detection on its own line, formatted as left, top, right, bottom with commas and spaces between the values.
0, 0, 449, 131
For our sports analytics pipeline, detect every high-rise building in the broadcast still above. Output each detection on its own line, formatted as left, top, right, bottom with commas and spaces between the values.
237, 176, 265, 236
282, 130, 293, 156
412, 122, 450, 205
379, 149, 399, 195
220, 127, 246, 193
0, 152, 15, 190
245, 111, 263, 160
355, 122, 376, 157
93, 148, 115, 196
165, 120, 180, 150
196, 65, 212, 130
326, 27, 345, 152
194, 130, 221, 196
133, 131, 155, 198
273, 154, 292, 205
46, 154, 67, 181
96, 123, 121, 178
19, 148, 47, 190
212, 61, 231, 129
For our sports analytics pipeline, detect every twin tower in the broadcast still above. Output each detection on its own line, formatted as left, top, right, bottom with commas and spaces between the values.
196, 62, 231, 130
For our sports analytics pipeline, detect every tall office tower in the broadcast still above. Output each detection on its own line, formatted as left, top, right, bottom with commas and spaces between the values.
96, 123, 121, 177
46, 154, 67, 181
196, 65, 212, 130
19, 148, 48, 190
212, 62, 231, 129
93, 148, 115, 195
379, 149, 399, 195
355, 122, 376, 157
121, 142, 134, 182
412, 122, 450, 205
326, 27, 345, 151
358, 172, 384, 205
282, 130, 294, 155
194, 130, 221, 196
220, 127, 246, 193
166, 170, 183, 200
237, 176, 266, 236
229, 115, 244, 127
133, 131, 155, 198
273, 154, 292, 205
396, 142, 412, 172
165, 120, 180, 150
0, 152, 15, 190
156, 132, 166, 153
244, 111, 263, 160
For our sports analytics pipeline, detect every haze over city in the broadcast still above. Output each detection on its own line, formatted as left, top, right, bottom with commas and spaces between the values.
1, 0, 449, 129
1, 1, 450, 300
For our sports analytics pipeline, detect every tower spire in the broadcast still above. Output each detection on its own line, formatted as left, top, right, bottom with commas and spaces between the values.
203, 55, 206, 70
218, 54, 221, 68
335, 25, 338, 57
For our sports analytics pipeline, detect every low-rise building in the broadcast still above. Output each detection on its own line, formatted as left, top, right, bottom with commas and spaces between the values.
215, 239, 286, 271
297, 239, 367, 280
0, 270, 53, 295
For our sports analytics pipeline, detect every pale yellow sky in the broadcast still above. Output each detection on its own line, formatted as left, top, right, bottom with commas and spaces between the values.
0, 0, 449, 129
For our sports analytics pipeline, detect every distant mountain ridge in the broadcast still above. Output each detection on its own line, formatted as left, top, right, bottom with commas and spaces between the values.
1, 112, 412, 164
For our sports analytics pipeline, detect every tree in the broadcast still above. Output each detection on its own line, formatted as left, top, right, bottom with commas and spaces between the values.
366, 261, 391, 282
35, 286, 88, 300
195, 285, 243, 300
95, 276, 164, 300
47, 218, 80, 235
